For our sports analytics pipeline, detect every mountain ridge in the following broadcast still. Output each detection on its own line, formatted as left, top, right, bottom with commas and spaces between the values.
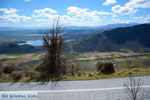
70, 23, 150, 52
0, 23, 138, 31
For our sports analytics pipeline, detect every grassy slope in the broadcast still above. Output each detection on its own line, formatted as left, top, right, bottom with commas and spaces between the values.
3, 68, 149, 82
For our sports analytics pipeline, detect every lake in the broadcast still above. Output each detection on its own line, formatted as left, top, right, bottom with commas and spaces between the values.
26, 33, 64, 37
18, 39, 75, 46
26, 34, 44, 36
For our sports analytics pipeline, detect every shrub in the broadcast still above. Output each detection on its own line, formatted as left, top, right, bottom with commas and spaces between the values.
31, 73, 41, 80
96, 61, 115, 74
59, 56, 69, 74
69, 63, 80, 74
133, 68, 140, 72
11, 71, 22, 81
23, 66, 40, 80
77, 72, 82, 76
71, 73, 75, 76
25, 70, 35, 79
0, 68, 3, 75
88, 73, 93, 77
3, 64, 19, 74
23, 66, 34, 77
0, 61, 3, 75
0, 73, 11, 81
128, 72, 133, 75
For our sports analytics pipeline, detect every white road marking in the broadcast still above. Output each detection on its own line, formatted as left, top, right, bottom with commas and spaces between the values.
0, 85, 150, 93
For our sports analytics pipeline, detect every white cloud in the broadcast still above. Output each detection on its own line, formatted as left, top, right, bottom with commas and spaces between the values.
102, 0, 117, 6
126, 0, 150, 8
24, 0, 31, 2
111, 13, 117, 17
0, 14, 31, 22
111, 18, 134, 23
67, 6, 110, 16
112, 0, 150, 14
133, 16, 150, 23
33, 8, 65, 25
0, 8, 31, 22
32, 8, 57, 18
111, 15, 150, 24
0, 8, 18, 14
67, 6, 88, 16
33, 7, 111, 26
66, 6, 104, 26
92, 10, 110, 15
35, 19, 48, 22
112, 5, 138, 15
66, 6, 110, 22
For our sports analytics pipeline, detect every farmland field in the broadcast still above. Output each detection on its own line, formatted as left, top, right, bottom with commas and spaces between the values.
0, 51, 149, 68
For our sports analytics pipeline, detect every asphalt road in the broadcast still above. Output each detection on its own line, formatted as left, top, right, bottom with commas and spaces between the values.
0, 76, 150, 100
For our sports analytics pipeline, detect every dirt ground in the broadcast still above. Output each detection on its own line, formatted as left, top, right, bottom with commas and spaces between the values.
0, 53, 45, 65
77, 52, 143, 61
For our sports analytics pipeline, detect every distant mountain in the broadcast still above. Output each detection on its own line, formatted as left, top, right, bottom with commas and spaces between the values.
70, 24, 150, 52
0, 23, 138, 31
96, 23, 138, 29
66, 23, 138, 30
0, 27, 26, 31
0, 27, 48, 31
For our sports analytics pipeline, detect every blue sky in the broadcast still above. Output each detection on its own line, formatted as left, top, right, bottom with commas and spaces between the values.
0, 0, 150, 27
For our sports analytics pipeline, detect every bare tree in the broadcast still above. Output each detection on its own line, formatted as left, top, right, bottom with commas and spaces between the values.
124, 76, 148, 100
37, 18, 64, 76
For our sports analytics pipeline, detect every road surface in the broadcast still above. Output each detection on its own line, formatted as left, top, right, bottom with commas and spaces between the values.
0, 76, 150, 100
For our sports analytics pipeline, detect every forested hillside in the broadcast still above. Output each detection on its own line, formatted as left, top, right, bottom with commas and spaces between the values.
71, 24, 150, 52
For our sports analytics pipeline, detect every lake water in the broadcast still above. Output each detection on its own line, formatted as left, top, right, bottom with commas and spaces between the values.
26, 34, 44, 36
26, 33, 64, 37
18, 34, 75, 46
18, 40, 43, 46
18, 39, 75, 46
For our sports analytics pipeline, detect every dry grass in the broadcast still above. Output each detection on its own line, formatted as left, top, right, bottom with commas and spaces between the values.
0, 51, 150, 82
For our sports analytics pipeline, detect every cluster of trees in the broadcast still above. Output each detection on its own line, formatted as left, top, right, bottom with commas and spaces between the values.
0, 43, 43, 54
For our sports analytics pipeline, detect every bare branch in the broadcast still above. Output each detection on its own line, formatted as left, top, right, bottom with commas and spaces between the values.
37, 18, 65, 76
124, 76, 147, 100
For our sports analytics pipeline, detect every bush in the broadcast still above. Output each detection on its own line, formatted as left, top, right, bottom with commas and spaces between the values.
69, 63, 80, 74
11, 71, 22, 81
3, 64, 19, 74
25, 70, 35, 79
96, 61, 115, 74
77, 72, 82, 76
88, 73, 93, 77
0, 68, 3, 75
23, 66, 35, 78
22, 66, 41, 80
0, 61, 3, 75
30, 73, 41, 80
0, 73, 11, 81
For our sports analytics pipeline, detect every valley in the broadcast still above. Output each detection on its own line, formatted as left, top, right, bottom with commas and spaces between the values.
0, 23, 150, 82
1, 0, 150, 99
